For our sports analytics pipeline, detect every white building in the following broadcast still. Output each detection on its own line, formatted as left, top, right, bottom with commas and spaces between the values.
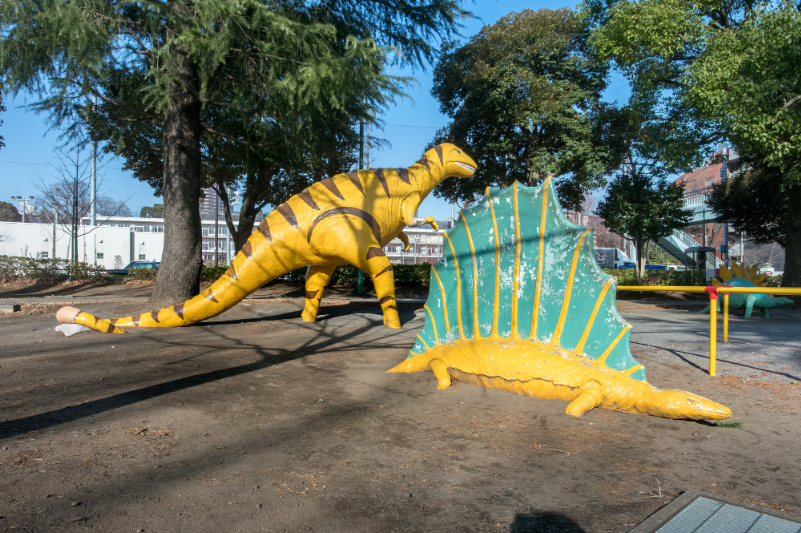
1, 215, 452, 269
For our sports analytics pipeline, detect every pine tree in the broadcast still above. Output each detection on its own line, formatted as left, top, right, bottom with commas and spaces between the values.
1, 0, 468, 306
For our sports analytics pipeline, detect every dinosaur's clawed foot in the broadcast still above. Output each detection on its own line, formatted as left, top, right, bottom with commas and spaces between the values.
565, 387, 603, 417
429, 359, 452, 389
301, 308, 319, 322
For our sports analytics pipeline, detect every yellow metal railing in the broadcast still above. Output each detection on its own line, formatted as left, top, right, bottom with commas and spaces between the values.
617, 285, 801, 377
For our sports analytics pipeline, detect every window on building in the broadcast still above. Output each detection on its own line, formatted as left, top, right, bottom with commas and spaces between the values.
202, 227, 212, 236
39, 251, 49, 259
218, 226, 227, 236
138, 254, 146, 260
96, 253, 104, 259
134, 225, 145, 232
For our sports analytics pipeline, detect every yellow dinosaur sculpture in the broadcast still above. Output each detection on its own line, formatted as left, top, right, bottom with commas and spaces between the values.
56, 144, 478, 333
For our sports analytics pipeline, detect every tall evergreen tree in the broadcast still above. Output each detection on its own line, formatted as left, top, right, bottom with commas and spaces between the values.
0, 0, 468, 307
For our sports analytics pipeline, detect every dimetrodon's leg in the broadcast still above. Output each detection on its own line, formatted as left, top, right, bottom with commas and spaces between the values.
57, 222, 306, 333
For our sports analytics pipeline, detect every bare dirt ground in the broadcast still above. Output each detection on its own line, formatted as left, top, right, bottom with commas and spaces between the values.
1, 284, 800, 533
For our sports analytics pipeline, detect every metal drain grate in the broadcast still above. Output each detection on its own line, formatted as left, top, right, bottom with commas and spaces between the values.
630, 491, 801, 533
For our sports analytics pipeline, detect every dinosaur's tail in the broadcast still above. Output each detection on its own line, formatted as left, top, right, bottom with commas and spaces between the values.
56, 220, 306, 334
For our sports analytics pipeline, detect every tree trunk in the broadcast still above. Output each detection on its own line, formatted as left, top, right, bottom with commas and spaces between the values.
634, 235, 647, 285
782, 182, 801, 293
149, 44, 203, 308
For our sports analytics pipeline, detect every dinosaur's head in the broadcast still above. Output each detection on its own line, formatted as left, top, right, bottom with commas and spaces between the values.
639, 389, 732, 421
420, 143, 477, 180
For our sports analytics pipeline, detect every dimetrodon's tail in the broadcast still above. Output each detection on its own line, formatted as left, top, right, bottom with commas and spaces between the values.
56, 221, 303, 334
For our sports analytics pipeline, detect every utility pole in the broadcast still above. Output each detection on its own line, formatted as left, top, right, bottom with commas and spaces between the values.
719, 143, 730, 267
356, 119, 365, 294
214, 189, 219, 267
90, 95, 97, 227
53, 208, 57, 259
73, 151, 79, 264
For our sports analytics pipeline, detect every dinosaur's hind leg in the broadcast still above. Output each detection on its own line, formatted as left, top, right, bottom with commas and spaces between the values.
302, 264, 336, 322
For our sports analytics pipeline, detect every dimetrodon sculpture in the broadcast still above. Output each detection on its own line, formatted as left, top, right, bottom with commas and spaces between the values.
388, 181, 732, 421
56, 143, 478, 332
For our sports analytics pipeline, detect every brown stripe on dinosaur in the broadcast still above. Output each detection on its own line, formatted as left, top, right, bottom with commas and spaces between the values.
387, 305, 398, 311
241, 241, 253, 258
375, 265, 393, 277
434, 144, 444, 163
320, 178, 345, 200
132, 314, 141, 326
373, 169, 390, 197
305, 290, 319, 300
204, 291, 218, 303
276, 203, 299, 229
307, 207, 382, 243
174, 303, 185, 320
225, 265, 238, 281
104, 321, 114, 334
395, 168, 410, 184
366, 247, 385, 260
109, 318, 118, 326
416, 155, 430, 170
298, 188, 321, 210
256, 219, 272, 242
150, 311, 160, 323
378, 296, 396, 304
345, 171, 365, 195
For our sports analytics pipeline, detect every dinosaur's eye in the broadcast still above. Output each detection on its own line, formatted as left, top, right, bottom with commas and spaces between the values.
454, 149, 462, 153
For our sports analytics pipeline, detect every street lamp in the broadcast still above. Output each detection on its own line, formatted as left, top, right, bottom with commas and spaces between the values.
11, 195, 35, 223
356, 106, 377, 295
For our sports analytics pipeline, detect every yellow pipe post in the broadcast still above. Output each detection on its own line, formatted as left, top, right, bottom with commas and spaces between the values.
710, 298, 717, 377
723, 293, 729, 343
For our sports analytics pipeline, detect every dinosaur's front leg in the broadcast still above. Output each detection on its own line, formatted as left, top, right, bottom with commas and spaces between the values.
302, 264, 336, 322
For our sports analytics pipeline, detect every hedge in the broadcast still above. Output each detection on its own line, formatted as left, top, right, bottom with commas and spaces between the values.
277, 263, 432, 286
0, 255, 105, 283
602, 268, 706, 287
130, 263, 433, 286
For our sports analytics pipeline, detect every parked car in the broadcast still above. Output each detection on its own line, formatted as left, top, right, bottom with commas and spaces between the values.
645, 264, 667, 271
667, 265, 687, 271
758, 263, 775, 276
105, 261, 160, 276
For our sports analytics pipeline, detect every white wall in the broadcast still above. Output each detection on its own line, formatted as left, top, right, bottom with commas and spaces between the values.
0, 222, 141, 269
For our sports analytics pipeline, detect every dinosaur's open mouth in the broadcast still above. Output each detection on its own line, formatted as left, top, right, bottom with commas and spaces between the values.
456, 162, 476, 173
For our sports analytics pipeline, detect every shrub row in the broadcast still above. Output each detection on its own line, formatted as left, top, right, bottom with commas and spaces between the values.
277, 263, 432, 286
602, 268, 706, 287
0, 255, 105, 283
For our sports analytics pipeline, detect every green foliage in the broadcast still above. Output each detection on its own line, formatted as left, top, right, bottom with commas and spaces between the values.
0, 255, 105, 283
0, 90, 5, 151
603, 268, 705, 286
430, 8, 617, 209
586, 0, 801, 284
714, 421, 743, 428
0, 200, 21, 222
140, 204, 165, 219
707, 168, 788, 246
597, 174, 693, 283
688, 4, 801, 183
127, 267, 158, 282
201, 266, 228, 282
764, 275, 783, 288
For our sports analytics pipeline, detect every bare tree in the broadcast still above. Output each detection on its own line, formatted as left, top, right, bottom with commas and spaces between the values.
35, 148, 130, 262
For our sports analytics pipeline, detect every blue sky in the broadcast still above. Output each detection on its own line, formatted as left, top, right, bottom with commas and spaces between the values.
0, 0, 628, 221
